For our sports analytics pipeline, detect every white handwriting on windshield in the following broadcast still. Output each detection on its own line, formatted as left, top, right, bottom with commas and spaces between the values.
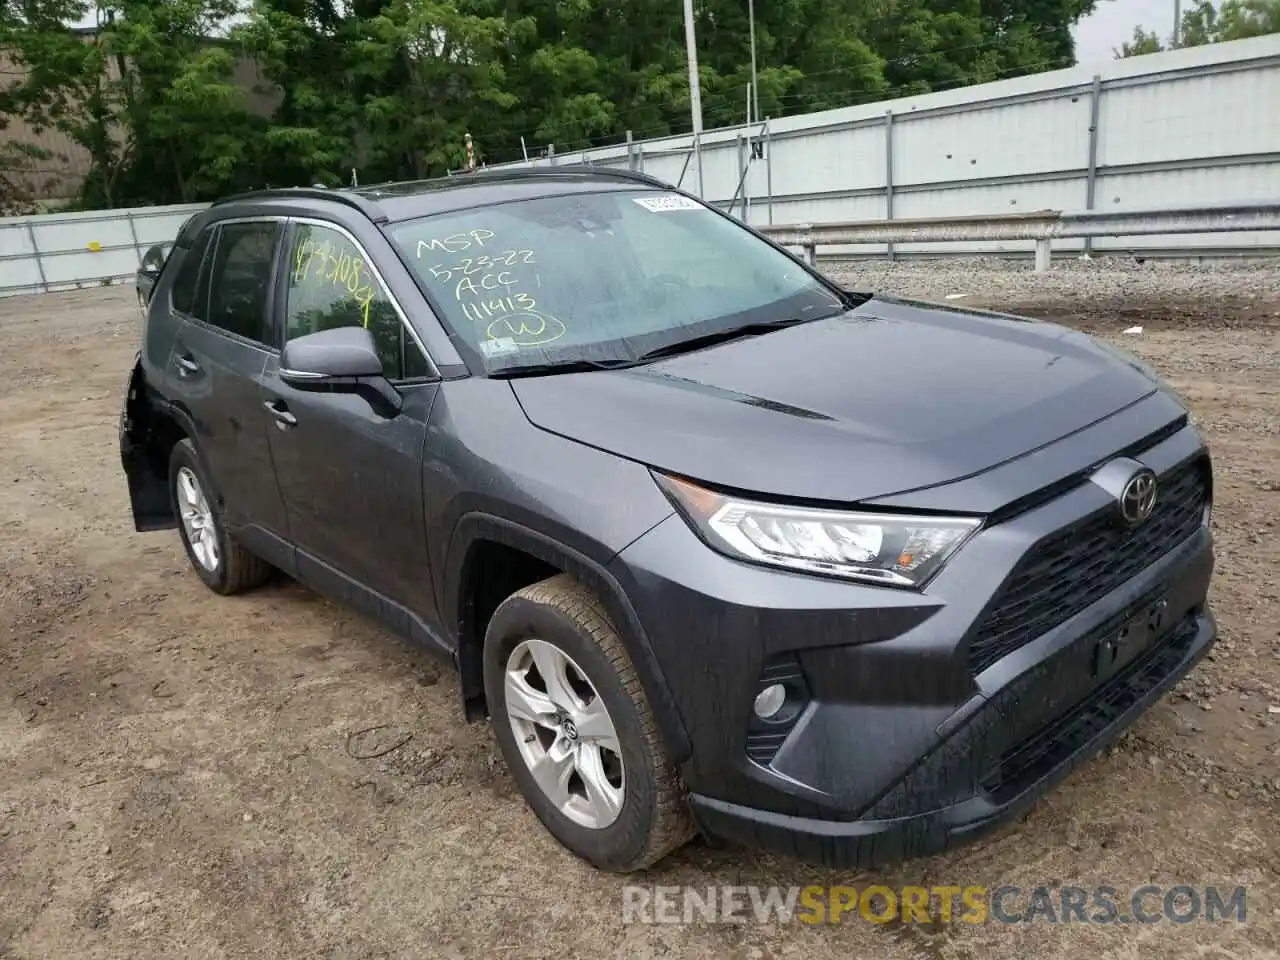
459, 293, 538, 324
427, 250, 535, 281
415, 230, 495, 255
416, 230, 555, 342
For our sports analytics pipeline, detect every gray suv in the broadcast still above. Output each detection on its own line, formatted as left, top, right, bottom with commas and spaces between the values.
119, 168, 1217, 873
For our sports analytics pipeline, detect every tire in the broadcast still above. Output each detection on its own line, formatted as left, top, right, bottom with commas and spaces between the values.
483, 573, 694, 872
168, 438, 273, 595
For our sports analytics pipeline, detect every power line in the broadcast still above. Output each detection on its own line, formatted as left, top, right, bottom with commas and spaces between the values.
485, 47, 1078, 162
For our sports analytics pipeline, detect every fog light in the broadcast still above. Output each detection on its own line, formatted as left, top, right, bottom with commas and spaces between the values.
753, 683, 786, 719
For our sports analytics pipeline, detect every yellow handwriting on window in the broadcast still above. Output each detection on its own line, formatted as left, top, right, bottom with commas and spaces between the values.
293, 234, 375, 327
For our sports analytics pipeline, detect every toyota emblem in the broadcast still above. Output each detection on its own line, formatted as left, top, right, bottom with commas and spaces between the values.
1119, 469, 1158, 526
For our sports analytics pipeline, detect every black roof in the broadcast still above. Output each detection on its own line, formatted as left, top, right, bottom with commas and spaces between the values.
212, 166, 676, 224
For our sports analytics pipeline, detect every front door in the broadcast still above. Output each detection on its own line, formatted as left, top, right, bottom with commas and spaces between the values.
261, 220, 440, 634
165, 218, 290, 547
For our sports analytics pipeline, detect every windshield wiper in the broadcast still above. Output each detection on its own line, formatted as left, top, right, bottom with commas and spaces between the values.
488, 358, 638, 379
630, 317, 816, 365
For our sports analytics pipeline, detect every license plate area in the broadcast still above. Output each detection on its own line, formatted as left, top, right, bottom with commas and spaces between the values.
1093, 594, 1171, 681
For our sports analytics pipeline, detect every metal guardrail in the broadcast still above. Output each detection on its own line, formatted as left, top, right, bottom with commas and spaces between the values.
4, 199, 1277, 300
758, 201, 1280, 271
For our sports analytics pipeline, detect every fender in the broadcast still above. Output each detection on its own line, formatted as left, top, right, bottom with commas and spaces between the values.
153, 397, 200, 447
445, 512, 692, 764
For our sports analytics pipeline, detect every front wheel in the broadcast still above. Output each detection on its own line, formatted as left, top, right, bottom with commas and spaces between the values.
483, 574, 694, 872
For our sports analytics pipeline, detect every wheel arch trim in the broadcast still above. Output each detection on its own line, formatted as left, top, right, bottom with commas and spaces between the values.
445, 512, 692, 763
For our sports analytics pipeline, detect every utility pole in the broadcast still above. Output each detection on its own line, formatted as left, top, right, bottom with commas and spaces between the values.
682, 0, 704, 197
1173, 0, 1182, 46
748, 0, 760, 126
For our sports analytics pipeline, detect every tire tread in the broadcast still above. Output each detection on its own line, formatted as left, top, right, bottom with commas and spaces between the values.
509, 573, 695, 872
221, 539, 273, 594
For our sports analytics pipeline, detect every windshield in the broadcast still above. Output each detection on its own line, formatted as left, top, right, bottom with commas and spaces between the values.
386, 188, 847, 374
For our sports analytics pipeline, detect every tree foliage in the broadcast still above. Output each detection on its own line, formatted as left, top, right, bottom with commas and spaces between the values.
2, 0, 1101, 208
1115, 0, 1280, 57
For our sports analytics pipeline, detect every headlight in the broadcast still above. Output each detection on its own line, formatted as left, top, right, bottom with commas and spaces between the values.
654, 473, 982, 588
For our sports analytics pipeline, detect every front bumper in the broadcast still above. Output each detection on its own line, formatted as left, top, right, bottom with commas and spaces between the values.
687, 605, 1214, 868
608, 415, 1216, 868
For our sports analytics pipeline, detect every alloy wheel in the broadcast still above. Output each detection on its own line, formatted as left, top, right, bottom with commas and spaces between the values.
504, 638, 625, 829
176, 466, 219, 572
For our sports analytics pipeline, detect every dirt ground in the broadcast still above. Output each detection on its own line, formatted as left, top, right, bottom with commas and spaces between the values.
2, 269, 1279, 960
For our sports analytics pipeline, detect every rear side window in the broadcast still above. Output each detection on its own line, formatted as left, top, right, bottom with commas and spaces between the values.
170, 228, 214, 316
205, 221, 282, 345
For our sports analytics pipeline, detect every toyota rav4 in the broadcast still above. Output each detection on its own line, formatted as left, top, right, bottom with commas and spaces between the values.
119, 168, 1216, 873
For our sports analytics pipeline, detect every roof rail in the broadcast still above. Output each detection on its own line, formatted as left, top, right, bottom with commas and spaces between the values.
211, 186, 387, 222
213, 167, 678, 220
449, 164, 674, 190
356, 165, 675, 199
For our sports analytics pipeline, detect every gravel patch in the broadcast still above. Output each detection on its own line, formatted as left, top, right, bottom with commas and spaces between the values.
826, 255, 1280, 333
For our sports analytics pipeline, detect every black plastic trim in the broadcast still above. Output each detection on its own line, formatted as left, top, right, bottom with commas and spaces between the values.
444, 512, 692, 762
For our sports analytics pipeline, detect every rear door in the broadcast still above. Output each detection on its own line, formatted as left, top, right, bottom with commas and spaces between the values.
166, 218, 291, 559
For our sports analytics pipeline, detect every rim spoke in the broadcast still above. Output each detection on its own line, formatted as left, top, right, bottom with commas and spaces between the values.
505, 671, 559, 728
528, 739, 576, 810
576, 744, 622, 822
177, 470, 218, 572
504, 639, 625, 830
178, 470, 200, 507
574, 697, 620, 754
528, 641, 580, 712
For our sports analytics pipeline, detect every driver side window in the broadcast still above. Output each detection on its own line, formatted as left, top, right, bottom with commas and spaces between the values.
284, 223, 430, 380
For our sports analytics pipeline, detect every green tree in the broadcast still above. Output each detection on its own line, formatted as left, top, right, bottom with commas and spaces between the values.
0, 1, 126, 204
0, 0, 259, 206
1117, 0, 1279, 56
2, 0, 1110, 203
237, 0, 520, 184
1182, 0, 1280, 43
0, 140, 57, 214
105, 0, 266, 204
1115, 24, 1165, 57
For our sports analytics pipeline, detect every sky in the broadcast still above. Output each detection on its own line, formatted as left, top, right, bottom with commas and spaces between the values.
1072, 0, 1202, 66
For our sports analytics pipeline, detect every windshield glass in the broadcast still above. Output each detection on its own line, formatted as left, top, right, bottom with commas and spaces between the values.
386, 188, 846, 374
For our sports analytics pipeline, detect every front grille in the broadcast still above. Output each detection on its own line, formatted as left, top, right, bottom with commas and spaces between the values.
980, 610, 1199, 801
968, 456, 1209, 675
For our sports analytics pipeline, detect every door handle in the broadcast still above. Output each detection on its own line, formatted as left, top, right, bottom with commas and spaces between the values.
263, 399, 297, 428
176, 353, 200, 377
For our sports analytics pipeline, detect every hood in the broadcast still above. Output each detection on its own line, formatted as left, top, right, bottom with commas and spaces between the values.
509, 295, 1163, 505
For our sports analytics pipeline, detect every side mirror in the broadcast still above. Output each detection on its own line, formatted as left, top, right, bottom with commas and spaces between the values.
279, 326, 401, 415
139, 244, 168, 279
